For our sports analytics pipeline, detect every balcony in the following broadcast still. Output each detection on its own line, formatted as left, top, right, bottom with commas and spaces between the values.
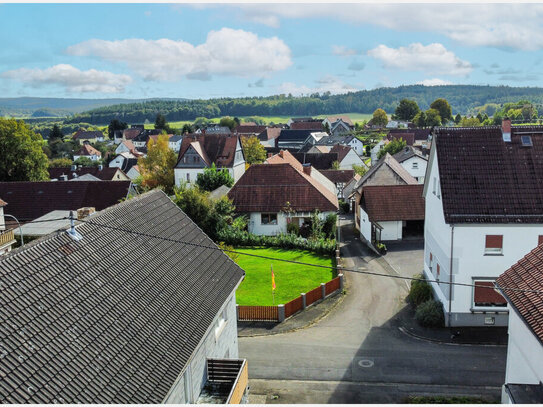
0, 229, 16, 254
197, 358, 248, 404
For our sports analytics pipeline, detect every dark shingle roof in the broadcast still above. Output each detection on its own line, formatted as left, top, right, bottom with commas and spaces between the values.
48, 167, 127, 181
73, 130, 104, 140
228, 163, 338, 213
0, 181, 132, 221
393, 146, 428, 163
291, 152, 339, 170
234, 125, 267, 135
176, 134, 240, 168
290, 121, 323, 131
435, 126, 543, 223
389, 128, 430, 141
496, 244, 543, 344
320, 169, 355, 184
277, 129, 313, 142
361, 184, 425, 221
0, 190, 244, 403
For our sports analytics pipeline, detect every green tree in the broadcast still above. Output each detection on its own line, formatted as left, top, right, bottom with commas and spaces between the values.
413, 111, 427, 127
425, 108, 442, 127
196, 163, 235, 191
49, 124, 64, 141
352, 164, 368, 176
394, 99, 420, 121
49, 157, 73, 168
372, 108, 388, 127
173, 183, 212, 228
138, 133, 176, 193
476, 112, 483, 123
155, 113, 173, 133
454, 113, 462, 124
240, 136, 266, 164
0, 118, 49, 181
193, 117, 211, 129
181, 123, 193, 134
459, 117, 482, 127
108, 119, 127, 139
74, 156, 101, 167
377, 138, 407, 159
219, 116, 237, 131
430, 98, 452, 123
331, 160, 340, 170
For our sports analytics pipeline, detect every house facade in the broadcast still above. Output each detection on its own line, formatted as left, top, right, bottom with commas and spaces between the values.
174, 134, 245, 186
0, 198, 16, 256
228, 163, 338, 236
496, 245, 543, 404
393, 146, 428, 184
423, 120, 543, 327
73, 142, 102, 162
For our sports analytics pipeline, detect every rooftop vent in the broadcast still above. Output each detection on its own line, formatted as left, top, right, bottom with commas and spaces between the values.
521, 135, 533, 147
502, 118, 512, 142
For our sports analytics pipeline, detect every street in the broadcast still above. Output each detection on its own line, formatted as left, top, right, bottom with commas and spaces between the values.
239, 215, 506, 403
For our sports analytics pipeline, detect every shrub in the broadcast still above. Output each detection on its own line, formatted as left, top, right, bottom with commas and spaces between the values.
286, 222, 300, 236
339, 200, 350, 214
322, 213, 337, 239
415, 300, 444, 328
408, 274, 433, 306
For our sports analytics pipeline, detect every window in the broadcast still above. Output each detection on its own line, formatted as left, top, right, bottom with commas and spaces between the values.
436, 264, 440, 280
186, 173, 190, 182
484, 235, 503, 255
432, 177, 436, 195
412, 162, 418, 169
429, 252, 433, 270
261, 213, 277, 225
473, 280, 507, 307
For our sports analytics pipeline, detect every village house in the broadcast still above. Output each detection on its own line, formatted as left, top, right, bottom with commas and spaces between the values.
72, 129, 105, 143
257, 127, 282, 148
350, 153, 418, 229
496, 246, 543, 404
115, 140, 142, 157
371, 138, 389, 164
228, 163, 338, 236
359, 184, 425, 243
126, 164, 140, 180
174, 134, 245, 186
234, 124, 267, 137
73, 141, 102, 162
392, 145, 428, 184
322, 115, 354, 134
423, 119, 543, 327
315, 134, 365, 156
275, 129, 314, 150
320, 169, 355, 199
292, 152, 339, 170
289, 120, 324, 131
108, 151, 139, 173
0, 190, 248, 403
0, 198, 16, 255
330, 144, 366, 170
49, 165, 130, 181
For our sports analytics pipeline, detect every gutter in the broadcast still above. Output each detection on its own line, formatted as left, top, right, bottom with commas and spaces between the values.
448, 224, 454, 327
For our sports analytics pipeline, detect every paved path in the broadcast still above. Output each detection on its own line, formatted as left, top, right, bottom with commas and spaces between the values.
239, 216, 506, 403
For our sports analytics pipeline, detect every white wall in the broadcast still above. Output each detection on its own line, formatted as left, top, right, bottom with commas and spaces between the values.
400, 156, 427, 184
74, 154, 100, 162
339, 149, 364, 169
126, 167, 140, 180
174, 168, 205, 186
163, 292, 239, 404
348, 139, 364, 156
371, 140, 385, 164
380, 221, 403, 241
360, 207, 372, 242
109, 155, 126, 169
231, 162, 245, 184
249, 211, 336, 236
115, 143, 131, 155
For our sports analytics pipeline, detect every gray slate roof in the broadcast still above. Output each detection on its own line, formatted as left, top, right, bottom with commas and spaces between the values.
0, 190, 244, 403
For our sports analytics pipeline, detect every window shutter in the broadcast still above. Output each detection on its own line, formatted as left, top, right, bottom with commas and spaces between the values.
485, 235, 503, 249
436, 264, 440, 276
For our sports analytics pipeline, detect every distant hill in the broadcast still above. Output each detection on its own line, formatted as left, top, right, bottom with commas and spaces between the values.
0, 97, 187, 117
61, 85, 543, 125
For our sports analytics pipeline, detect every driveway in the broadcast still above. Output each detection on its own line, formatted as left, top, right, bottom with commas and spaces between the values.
239, 215, 506, 403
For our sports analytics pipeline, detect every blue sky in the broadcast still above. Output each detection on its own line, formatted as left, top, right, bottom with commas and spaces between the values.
1, 3, 543, 99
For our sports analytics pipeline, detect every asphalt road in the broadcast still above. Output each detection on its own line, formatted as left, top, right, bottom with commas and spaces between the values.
239, 215, 506, 403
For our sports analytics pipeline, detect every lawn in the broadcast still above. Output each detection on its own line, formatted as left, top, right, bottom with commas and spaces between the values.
235, 247, 336, 306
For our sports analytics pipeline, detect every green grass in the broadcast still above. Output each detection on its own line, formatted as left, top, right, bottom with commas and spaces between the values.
235, 247, 336, 306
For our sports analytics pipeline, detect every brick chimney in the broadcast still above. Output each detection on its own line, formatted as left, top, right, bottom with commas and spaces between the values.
302, 163, 312, 176
279, 150, 284, 158
267, 153, 273, 158
502, 117, 511, 142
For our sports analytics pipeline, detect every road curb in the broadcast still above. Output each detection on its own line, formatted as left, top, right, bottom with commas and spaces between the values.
398, 326, 506, 347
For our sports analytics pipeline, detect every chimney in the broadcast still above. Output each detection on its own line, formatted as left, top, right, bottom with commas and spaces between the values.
71, 164, 77, 171
98, 164, 103, 171
303, 163, 312, 176
279, 150, 284, 158
60, 174, 68, 181
77, 207, 96, 220
502, 117, 511, 142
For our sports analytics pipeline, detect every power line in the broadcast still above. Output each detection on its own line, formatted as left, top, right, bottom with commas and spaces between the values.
76, 218, 543, 296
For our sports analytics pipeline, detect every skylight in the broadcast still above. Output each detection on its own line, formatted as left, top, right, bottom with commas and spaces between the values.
521, 135, 533, 147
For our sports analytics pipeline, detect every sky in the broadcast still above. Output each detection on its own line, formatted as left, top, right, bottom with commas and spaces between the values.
1, 3, 543, 99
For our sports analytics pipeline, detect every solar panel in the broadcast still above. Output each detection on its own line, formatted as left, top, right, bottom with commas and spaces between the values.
521, 135, 533, 147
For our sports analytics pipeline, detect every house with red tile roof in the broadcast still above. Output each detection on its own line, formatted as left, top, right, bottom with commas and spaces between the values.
73, 141, 102, 162
359, 185, 424, 243
228, 162, 338, 236
174, 134, 245, 186
423, 119, 543, 327
72, 130, 105, 143
392, 145, 428, 184
496, 246, 543, 403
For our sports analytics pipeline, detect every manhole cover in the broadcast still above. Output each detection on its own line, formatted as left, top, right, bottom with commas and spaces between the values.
358, 359, 374, 368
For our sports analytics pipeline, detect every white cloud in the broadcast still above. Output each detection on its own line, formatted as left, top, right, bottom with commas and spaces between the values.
417, 78, 453, 86
332, 45, 356, 57
234, 4, 543, 51
278, 76, 359, 96
368, 43, 472, 76
1, 64, 131, 93
67, 28, 292, 81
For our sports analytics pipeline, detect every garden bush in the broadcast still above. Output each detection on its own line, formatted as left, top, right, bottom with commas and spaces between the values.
322, 213, 337, 239
286, 222, 300, 236
415, 300, 444, 328
339, 200, 350, 214
408, 274, 433, 306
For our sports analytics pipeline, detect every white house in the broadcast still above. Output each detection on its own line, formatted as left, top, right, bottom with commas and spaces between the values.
228, 162, 338, 236
359, 184, 425, 243
174, 134, 245, 186
0, 190, 248, 404
109, 151, 139, 173
330, 144, 366, 170
169, 134, 183, 152
496, 246, 543, 404
423, 120, 543, 327
322, 115, 354, 132
371, 139, 389, 164
392, 146, 428, 184
73, 141, 102, 162
315, 135, 364, 156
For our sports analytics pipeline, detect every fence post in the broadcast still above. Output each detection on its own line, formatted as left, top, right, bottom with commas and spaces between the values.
339, 273, 344, 290
236, 304, 239, 321
321, 283, 326, 299
278, 304, 285, 322
301, 293, 306, 309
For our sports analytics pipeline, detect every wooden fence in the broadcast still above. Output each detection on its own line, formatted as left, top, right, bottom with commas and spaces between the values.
237, 275, 342, 322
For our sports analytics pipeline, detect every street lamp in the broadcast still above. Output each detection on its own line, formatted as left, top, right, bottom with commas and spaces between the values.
3, 214, 23, 247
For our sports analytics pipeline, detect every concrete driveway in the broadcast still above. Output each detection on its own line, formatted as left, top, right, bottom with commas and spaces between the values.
239, 216, 506, 403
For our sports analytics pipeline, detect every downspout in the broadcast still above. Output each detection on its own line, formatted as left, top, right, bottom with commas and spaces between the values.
448, 224, 454, 327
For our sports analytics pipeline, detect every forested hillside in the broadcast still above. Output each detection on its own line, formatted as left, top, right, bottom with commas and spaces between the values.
64, 85, 543, 125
